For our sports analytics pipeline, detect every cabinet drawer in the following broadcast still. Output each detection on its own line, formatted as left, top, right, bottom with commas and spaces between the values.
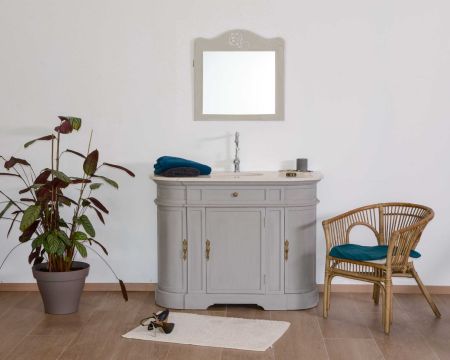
187, 187, 266, 204
203, 188, 265, 202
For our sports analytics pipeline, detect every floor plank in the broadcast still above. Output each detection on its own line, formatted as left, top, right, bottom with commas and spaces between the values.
324, 338, 384, 360
0, 291, 448, 360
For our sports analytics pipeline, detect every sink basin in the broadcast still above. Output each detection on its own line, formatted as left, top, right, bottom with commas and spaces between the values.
212, 172, 264, 178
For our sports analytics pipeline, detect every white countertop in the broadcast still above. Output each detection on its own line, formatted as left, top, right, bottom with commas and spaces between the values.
152, 171, 322, 183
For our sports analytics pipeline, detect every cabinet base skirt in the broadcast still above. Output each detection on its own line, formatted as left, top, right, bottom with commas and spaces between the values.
155, 288, 318, 310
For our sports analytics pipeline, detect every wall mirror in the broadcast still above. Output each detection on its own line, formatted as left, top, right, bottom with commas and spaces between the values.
194, 30, 284, 121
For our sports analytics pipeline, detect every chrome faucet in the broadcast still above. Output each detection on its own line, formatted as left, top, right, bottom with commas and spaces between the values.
233, 131, 240, 172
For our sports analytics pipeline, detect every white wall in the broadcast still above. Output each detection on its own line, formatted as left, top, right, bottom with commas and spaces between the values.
1, 0, 449, 286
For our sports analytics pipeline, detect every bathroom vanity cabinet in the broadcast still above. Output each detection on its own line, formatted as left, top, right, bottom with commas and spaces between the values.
152, 172, 322, 310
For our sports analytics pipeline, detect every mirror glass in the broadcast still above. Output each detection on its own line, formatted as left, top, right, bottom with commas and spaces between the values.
194, 30, 284, 121
203, 51, 276, 115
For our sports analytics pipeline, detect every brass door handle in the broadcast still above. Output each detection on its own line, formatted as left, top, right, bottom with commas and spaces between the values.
284, 240, 289, 261
182, 239, 188, 260
206, 239, 211, 260
232, 192, 239, 198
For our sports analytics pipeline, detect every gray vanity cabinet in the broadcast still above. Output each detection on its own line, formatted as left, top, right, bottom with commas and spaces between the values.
152, 172, 322, 310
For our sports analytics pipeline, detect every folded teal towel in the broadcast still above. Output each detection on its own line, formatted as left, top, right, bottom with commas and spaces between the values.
329, 244, 421, 262
154, 156, 211, 176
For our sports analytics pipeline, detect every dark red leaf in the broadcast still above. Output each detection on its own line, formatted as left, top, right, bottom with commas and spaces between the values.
4, 157, 30, 170
24, 134, 55, 148
28, 249, 39, 264
51, 178, 69, 189
119, 279, 128, 301
19, 220, 40, 243
88, 197, 109, 214
54, 119, 73, 134
91, 206, 105, 224
90, 239, 108, 255
83, 150, 99, 176
0, 172, 21, 177
66, 149, 86, 159
36, 186, 52, 202
34, 169, 51, 184
18, 186, 33, 194
34, 256, 44, 265
103, 163, 135, 177
71, 178, 91, 184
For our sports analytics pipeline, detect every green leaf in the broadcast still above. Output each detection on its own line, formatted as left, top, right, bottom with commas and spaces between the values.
89, 183, 102, 190
57, 241, 66, 255
93, 175, 118, 189
20, 205, 41, 231
83, 150, 99, 176
74, 241, 88, 258
50, 170, 71, 184
78, 215, 95, 237
59, 218, 69, 228
56, 230, 71, 246
72, 231, 88, 241
69, 117, 82, 130
0, 201, 13, 219
32, 234, 46, 249
46, 233, 60, 254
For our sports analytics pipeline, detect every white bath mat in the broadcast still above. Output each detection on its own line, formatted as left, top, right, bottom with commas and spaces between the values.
122, 312, 290, 352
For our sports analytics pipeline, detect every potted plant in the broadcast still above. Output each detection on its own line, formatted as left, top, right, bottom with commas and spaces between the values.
0, 116, 134, 314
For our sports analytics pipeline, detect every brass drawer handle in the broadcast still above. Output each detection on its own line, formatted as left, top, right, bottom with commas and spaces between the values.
284, 240, 289, 261
206, 239, 211, 260
182, 239, 188, 260
232, 192, 239, 198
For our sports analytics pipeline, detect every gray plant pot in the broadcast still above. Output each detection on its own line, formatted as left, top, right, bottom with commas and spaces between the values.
32, 261, 90, 315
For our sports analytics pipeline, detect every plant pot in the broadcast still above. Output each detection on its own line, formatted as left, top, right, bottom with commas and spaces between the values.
32, 261, 90, 314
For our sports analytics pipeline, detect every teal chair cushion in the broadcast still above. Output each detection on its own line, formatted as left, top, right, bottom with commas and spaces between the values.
329, 244, 421, 262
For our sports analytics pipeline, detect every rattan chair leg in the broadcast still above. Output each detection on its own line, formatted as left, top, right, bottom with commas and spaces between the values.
411, 268, 441, 318
372, 283, 380, 305
384, 280, 392, 334
323, 270, 330, 318
381, 287, 386, 329
326, 274, 333, 312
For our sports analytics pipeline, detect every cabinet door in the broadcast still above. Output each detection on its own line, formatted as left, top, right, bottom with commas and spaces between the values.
285, 207, 316, 293
157, 207, 187, 293
206, 208, 265, 294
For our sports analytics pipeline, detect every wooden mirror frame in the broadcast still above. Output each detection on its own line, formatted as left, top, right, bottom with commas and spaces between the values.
194, 29, 285, 121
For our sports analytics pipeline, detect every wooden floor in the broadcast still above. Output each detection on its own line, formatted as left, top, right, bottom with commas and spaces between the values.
0, 291, 449, 360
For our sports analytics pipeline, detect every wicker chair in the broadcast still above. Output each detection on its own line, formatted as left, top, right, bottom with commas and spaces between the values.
322, 203, 441, 334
